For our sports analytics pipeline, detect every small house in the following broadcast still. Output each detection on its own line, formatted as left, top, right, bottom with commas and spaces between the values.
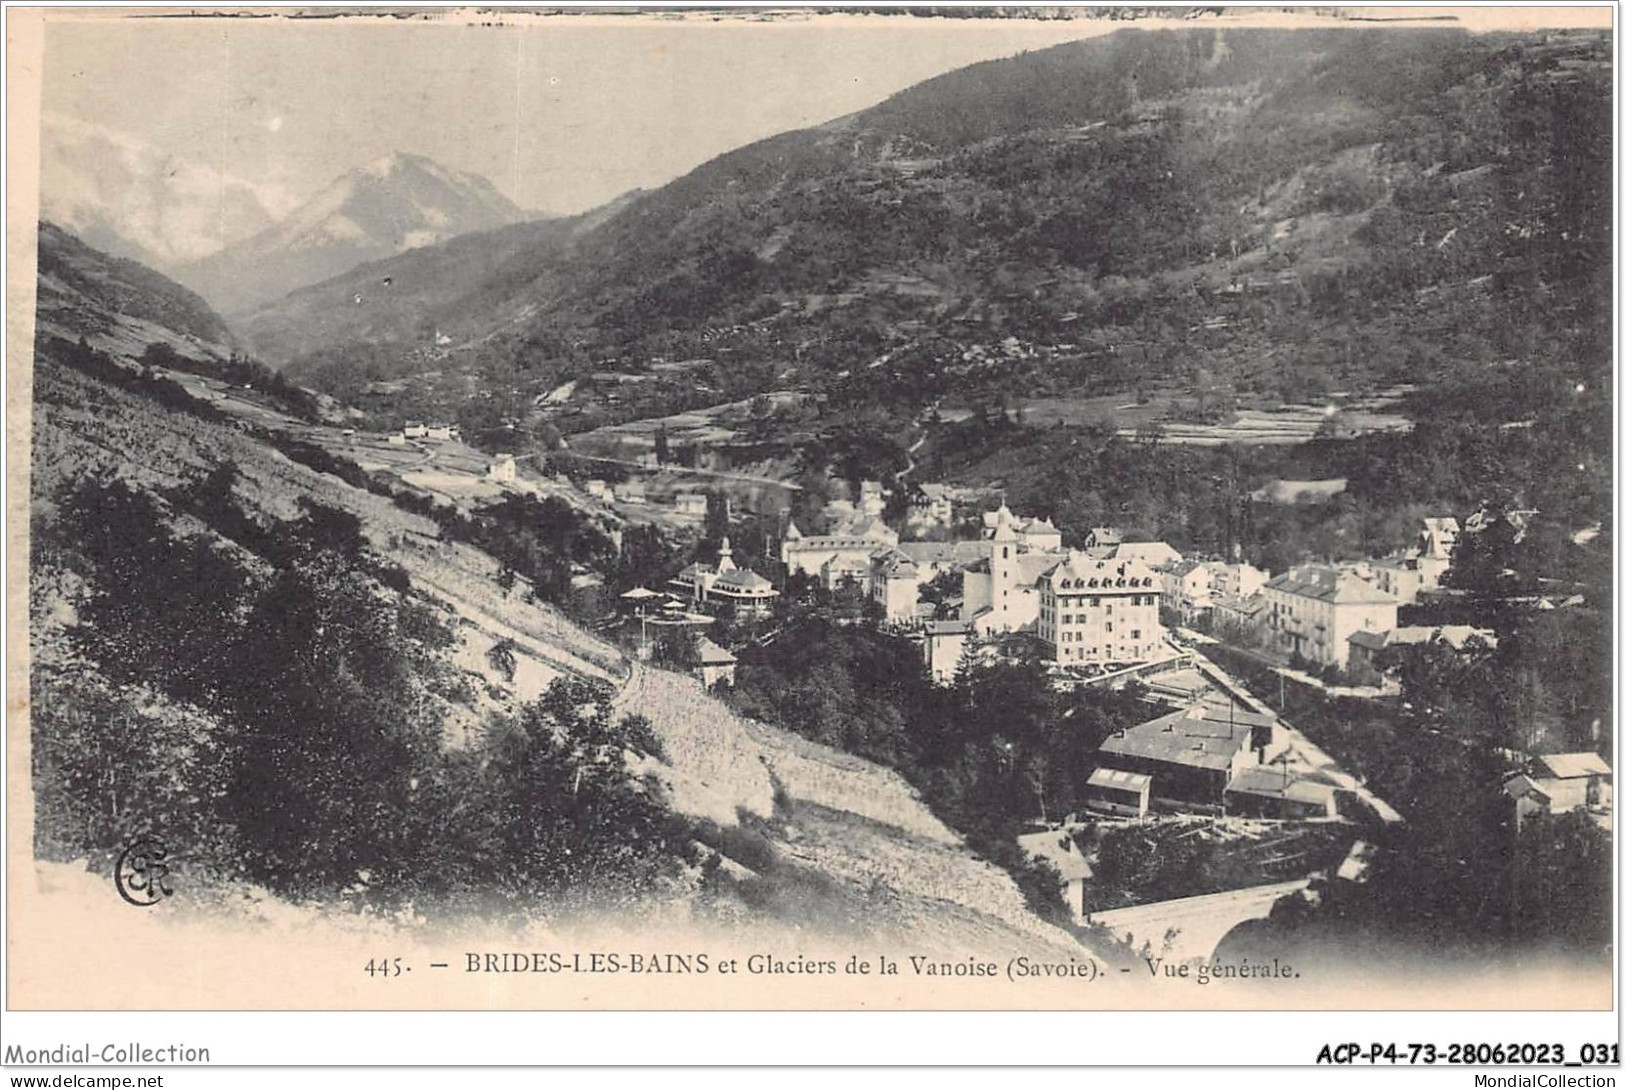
1505, 752, 1613, 832
695, 637, 737, 688
1016, 829, 1094, 923
1083, 767, 1151, 818
487, 454, 517, 483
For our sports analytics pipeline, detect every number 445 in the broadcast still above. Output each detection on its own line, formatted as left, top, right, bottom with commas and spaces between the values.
364, 957, 404, 978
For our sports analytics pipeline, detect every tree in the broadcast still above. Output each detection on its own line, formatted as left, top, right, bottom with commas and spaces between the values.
487, 637, 518, 682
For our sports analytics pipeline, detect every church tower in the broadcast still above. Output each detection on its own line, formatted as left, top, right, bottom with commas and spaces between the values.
990, 508, 1017, 630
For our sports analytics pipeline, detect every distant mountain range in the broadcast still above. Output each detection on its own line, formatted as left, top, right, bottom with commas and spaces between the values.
177, 152, 537, 314
39, 125, 542, 316
34, 221, 236, 363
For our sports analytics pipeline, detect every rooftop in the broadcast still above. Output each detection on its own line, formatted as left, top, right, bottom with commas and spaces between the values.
1041, 552, 1161, 591
1534, 752, 1612, 780
1267, 564, 1396, 606
1015, 830, 1094, 882
695, 637, 737, 665
922, 618, 973, 636
1349, 625, 1497, 652
1099, 705, 1255, 772
1226, 766, 1339, 806
1104, 541, 1185, 569
1086, 767, 1152, 793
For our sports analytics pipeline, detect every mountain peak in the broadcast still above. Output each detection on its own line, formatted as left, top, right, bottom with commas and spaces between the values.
178, 153, 531, 313
359, 150, 443, 179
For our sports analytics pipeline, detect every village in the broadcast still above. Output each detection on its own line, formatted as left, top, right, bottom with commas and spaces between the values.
154, 364, 1611, 960
586, 466, 1610, 953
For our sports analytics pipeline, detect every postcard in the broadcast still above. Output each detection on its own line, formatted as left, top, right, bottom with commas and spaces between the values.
5, 5, 1614, 1022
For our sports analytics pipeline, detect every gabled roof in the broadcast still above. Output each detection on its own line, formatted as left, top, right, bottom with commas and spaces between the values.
1535, 752, 1612, 780
900, 541, 957, 565
873, 550, 919, 578
1015, 830, 1094, 882
1226, 766, 1338, 807
1267, 565, 1395, 606
695, 637, 737, 665
1108, 541, 1184, 569
1015, 552, 1065, 586
1503, 773, 1553, 801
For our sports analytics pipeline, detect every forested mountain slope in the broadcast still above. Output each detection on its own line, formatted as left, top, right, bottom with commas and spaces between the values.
244, 27, 1609, 422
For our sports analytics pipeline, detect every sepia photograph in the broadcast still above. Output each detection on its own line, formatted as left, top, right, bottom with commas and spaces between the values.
3, 2, 1615, 1029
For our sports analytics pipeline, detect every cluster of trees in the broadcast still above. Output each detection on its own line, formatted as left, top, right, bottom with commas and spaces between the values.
32, 469, 690, 912
722, 620, 1157, 923
139, 341, 322, 422
44, 336, 238, 428
1218, 631, 1612, 965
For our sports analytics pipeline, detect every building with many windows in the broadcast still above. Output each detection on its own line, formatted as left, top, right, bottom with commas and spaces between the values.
1260, 565, 1397, 669
1035, 553, 1164, 665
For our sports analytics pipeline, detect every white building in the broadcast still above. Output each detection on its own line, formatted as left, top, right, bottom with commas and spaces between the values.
695, 637, 738, 688
869, 548, 921, 624
1261, 565, 1397, 669
487, 454, 517, 483
1505, 753, 1612, 833
1016, 829, 1094, 923
1415, 516, 1460, 588
1162, 559, 1214, 623
962, 507, 1061, 634
1036, 553, 1164, 665
980, 504, 1062, 552
780, 517, 899, 579
669, 538, 779, 616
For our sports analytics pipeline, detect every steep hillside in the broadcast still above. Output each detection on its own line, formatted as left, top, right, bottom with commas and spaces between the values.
30, 330, 1091, 955
178, 152, 536, 314
243, 27, 1610, 427
236, 190, 642, 368
34, 221, 236, 361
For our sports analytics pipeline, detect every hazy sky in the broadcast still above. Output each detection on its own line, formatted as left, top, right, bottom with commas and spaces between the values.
41, 12, 1126, 215
40, 7, 1613, 217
